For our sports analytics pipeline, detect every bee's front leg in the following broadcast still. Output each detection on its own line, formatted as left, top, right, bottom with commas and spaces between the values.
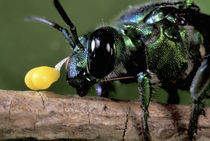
188, 55, 210, 140
137, 72, 151, 141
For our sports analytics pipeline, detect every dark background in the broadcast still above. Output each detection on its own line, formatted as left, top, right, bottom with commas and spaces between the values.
0, 0, 210, 104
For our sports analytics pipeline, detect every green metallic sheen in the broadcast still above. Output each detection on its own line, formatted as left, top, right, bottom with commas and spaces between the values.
64, 0, 209, 140
138, 72, 151, 141
27, 0, 210, 140
138, 73, 150, 109
114, 1, 204, 82
186, 0, 193, 7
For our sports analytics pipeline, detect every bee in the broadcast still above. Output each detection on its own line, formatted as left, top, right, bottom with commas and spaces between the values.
25, 0, 210, 140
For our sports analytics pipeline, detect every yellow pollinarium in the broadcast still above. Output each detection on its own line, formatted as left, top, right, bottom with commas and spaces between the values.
24, 57, 68, 90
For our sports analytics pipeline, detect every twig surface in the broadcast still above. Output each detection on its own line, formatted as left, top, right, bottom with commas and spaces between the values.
0, 90, 210, 140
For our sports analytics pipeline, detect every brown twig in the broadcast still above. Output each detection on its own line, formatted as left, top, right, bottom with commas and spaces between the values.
0, 89, 210, 140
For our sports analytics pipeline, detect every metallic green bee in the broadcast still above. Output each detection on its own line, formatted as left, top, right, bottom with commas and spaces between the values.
26, 0, 210, 140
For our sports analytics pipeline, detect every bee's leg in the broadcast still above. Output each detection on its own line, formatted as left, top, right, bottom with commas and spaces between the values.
188, 55, 210, 140
137, 72, 151, 141
164, 83, 179, 104
95, 82, 115, 97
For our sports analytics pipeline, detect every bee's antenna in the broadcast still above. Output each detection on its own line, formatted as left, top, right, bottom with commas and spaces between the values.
25, 16, 75, 48
54, 0, 84, 50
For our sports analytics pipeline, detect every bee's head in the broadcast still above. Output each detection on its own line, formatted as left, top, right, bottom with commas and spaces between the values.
66, 26, 125, 96
66, 37, 96, 96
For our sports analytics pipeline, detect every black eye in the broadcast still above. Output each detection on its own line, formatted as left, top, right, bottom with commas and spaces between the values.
88, 27, 115, 78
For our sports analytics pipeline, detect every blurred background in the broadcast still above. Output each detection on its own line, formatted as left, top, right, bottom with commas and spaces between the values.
0, 0, 210, 104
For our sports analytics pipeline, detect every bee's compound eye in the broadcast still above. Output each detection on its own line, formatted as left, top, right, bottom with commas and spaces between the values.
88, 28, 115, 78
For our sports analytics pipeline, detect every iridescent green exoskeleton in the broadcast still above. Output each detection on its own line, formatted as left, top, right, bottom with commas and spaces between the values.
26, 0, 210, 140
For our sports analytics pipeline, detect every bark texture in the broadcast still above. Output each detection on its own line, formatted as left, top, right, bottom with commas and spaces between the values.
0, 89, 210, 141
